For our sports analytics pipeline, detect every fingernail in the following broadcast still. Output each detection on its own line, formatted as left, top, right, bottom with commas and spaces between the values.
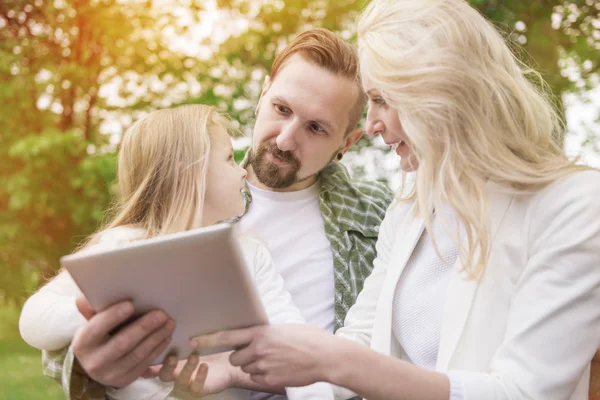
120, 303, 133, 317
189, 340, 198, 349
166, 319, 175, 332
153, 312, 167, 325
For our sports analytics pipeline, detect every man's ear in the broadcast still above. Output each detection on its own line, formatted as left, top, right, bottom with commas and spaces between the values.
340, 127, 364, 156
261, 75, 271, 96
255, 76, 272, 116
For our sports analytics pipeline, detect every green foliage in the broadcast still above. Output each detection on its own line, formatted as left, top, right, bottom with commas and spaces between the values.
0, 0, 206, 303
1, 0, 599, 306
0, 305, 63, 399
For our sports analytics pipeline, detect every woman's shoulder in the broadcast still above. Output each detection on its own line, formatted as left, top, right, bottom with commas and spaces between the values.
524, 169, 600, 230
533, 169, 600, 206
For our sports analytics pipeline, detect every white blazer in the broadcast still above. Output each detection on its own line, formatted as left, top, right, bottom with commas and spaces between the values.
335, 170, 600, 400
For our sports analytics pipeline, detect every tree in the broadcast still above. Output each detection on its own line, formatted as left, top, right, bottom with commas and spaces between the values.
0, 0, 207, 304
2, 0, 598, 304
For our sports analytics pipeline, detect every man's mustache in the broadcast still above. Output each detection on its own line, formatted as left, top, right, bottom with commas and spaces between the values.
259, 143, 301, 168
270, 147, 297, 164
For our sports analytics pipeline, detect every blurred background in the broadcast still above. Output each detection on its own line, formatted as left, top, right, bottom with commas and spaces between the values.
1, 0, 599, 398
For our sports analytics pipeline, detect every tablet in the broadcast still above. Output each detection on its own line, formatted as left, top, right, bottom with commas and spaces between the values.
61, 223, 269, 365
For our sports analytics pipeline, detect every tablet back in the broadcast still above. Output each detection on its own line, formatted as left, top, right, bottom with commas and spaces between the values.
62, 223, 268, 364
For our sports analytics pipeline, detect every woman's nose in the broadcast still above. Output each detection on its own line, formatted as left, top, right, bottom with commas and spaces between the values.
365, 107, 383, 136
366, 119, 384, 136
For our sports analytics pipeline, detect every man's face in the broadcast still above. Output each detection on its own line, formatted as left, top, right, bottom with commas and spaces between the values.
248, 54, 362, 191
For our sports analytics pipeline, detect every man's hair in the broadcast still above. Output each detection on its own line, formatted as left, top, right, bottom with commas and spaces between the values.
270, 28, 367, 135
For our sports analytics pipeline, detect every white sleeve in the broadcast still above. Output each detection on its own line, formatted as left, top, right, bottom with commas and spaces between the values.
286, 382, 335, 400
447, 372, 466, 400
19, 228, 145, 352
19, 271, 87, 351
246, 238, 306, 325
449, 171, 600, 400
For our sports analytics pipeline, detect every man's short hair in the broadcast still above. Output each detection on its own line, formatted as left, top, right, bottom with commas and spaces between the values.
270, 28, 367, 135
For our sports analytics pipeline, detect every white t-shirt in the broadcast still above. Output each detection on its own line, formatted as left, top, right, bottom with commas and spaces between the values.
238, 181, 336, 400
237, 181, 335, 334
19, 226, 333, 400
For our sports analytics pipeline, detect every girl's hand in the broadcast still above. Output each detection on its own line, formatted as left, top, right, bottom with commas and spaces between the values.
150, 352, 236, 397
190, 324, 339, 388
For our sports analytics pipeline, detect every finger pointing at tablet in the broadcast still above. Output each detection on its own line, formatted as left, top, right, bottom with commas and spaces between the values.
190, 326, 260, 351
72, 300, 176, 387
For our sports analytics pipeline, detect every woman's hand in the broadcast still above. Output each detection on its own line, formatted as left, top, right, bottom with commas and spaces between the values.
190, 324, 340, 388
149, 352, 236, 397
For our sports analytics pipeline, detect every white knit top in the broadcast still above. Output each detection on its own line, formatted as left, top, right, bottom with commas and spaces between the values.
392, 209, 465, 399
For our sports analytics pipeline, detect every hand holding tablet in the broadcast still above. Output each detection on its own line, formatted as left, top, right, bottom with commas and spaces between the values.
62, 223, 268, 365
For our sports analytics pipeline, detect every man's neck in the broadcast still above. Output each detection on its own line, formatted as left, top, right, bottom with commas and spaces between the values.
246, 165, 318, 192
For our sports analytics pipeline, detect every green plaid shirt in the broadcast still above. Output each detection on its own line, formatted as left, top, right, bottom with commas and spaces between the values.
41, 161, 393, 399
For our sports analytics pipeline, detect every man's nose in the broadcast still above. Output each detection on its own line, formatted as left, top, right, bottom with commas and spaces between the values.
275, 122, 300, 152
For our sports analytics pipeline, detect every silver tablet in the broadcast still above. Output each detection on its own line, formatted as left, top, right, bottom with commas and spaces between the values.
61, 223, 268, 364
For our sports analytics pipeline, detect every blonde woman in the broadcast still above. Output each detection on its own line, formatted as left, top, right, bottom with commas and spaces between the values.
187, 1, 600, 399
19, 104, 333, 400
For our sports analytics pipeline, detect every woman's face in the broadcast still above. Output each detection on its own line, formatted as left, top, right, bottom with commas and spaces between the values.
202, 127, 248, 226
363, 77, 419, 172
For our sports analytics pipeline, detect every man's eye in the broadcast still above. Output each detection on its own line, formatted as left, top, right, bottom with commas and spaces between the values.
309, 123, 326, 134
275, 104, 291, 114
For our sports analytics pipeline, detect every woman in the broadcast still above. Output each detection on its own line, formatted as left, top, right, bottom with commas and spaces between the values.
184, 0, 600, 399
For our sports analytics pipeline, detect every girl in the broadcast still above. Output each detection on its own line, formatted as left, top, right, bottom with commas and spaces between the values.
19, 104, 332, 400
187, 1, 600, 399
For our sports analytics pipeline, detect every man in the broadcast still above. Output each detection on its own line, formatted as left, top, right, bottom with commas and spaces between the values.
42, 28, 393, 399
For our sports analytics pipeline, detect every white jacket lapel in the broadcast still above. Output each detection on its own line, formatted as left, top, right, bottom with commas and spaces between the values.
436, 191, 514, 370
372, 208, 425, 355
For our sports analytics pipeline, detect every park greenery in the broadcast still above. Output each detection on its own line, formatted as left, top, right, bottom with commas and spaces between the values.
1, 0, 599, 307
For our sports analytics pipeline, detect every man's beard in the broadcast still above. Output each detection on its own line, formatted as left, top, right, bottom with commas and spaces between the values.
248, 142, 302, 189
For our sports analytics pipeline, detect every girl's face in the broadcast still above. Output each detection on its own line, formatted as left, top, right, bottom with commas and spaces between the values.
363, 76, 419, 173
202, 127, 248, 226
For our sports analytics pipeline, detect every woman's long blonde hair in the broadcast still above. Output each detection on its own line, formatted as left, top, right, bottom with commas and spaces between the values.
357, 0, 593, 278
86, 104, 236, 246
